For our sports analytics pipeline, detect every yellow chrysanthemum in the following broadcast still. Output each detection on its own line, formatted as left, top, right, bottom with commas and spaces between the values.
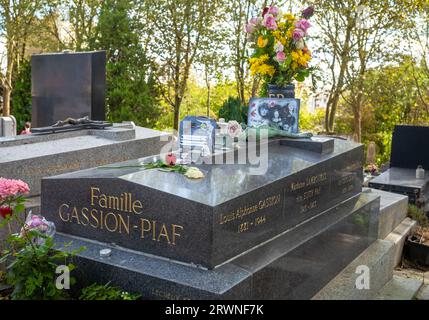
283, 13, 295, 22
291, 50, 311, 67
257, 36, 269, 48
257, 64, 276, 77
286, 27, 294, 39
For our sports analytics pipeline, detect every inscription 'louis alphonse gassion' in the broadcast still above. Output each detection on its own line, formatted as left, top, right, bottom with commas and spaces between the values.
58, 187, 184, 246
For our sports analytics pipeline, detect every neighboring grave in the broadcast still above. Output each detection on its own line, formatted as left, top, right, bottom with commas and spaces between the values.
41, 138, 381, 299
369, 125, 429, 210
31, 51, 106, 128
0, 124, 170, 197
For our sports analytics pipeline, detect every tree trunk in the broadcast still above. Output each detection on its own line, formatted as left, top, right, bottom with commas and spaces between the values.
206, 84, 211, 117
353, 108, 361, 142
173, 105, 180, 132
325, 17, 353, 133
2, 56, 14, 117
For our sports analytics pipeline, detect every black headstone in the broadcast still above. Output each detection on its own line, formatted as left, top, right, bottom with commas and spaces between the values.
31, 51, 106, 128
390, 125, 429, 170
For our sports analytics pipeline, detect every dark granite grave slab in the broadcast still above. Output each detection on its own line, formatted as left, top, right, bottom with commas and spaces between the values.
58, 192, 379, 300
42, 138, 364, 269
278, 136, 334, 154
368, 167, 428, 205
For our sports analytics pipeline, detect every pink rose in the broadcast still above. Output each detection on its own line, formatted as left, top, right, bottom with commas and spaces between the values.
268, 6, 279, 16
165, 153, 177, 166
275, 51, 286, 63
227, 121, 243, 138
295, 19, 311, 33
292, 28, 306, 41
263, 14, 277, 30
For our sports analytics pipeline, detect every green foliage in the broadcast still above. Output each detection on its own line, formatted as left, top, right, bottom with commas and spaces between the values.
408, 204, 429, 228
299, 107, 325, 133
79, 282, 140, 300
11, 60, 32, 132
0, 235, 81, 300
335, 58, 429, 165
90, 0, 160, 128
218, 97, 248, 124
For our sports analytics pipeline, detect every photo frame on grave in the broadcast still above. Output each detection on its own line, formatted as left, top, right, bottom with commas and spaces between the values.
179, 116, 217, 160
248, 98, 300, 134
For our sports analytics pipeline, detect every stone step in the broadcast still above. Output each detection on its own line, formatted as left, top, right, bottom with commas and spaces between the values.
375, 275, 423, 300
384, 218, 416, 267
364, 188, 408, 239
312, 239, 395, 300
416, 284, 429, 300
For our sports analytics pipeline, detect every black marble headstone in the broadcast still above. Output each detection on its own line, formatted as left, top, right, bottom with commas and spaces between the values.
31, 51, 106, 128
390, 125, 429, 169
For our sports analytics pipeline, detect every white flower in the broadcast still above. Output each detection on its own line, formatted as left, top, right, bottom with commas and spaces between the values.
295, 39, 305, 50
227, 120, 243, 138
184, 167, 205, 179
274, 41, 284, 53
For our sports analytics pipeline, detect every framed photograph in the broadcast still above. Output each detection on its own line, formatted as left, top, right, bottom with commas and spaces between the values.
179, 116, 217, 158
248, 98, 300, 133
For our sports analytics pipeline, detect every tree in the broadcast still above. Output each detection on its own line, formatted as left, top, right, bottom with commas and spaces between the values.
141, 0, 222, 131
311, 0, 418, 141
0, 0, 49, 117
89, 0, 161, 127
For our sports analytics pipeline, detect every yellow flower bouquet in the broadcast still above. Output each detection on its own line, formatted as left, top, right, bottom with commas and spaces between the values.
246, 5, 315, 88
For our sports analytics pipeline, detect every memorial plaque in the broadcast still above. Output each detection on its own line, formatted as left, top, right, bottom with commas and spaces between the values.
42, 138, 364, 269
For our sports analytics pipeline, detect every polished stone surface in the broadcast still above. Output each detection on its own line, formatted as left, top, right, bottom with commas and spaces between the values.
42, 138, 363, 269
369, 167, 429, 205
1, 126, 169, 196
279, 136, 334, 154
31, 51, 106, 128
56, 192, 379, 300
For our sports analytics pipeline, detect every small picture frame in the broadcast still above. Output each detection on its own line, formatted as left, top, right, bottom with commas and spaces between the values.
248, 98, 300, 133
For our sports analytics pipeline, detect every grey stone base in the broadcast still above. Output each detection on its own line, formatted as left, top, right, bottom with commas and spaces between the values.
1, 126, 170, 196
57, 192, 380, 300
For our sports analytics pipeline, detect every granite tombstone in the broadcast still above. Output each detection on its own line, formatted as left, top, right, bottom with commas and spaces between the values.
42, 138, 364, 270
31, 51, 106, 128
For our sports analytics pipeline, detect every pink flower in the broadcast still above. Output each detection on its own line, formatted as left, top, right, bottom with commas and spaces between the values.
28, 215, 45, 228
274, 41, 284, 53
268, 6, 279, 16
0, 206, 13, 219
165, 153, 177, 166
263, 14, 277, 30
227, 121, 243, 138
245, 18, 260, 33
0, 178, 30, 199
292, 28, 306, 41
275, 51, 286, 63
295, 19, 311, 33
